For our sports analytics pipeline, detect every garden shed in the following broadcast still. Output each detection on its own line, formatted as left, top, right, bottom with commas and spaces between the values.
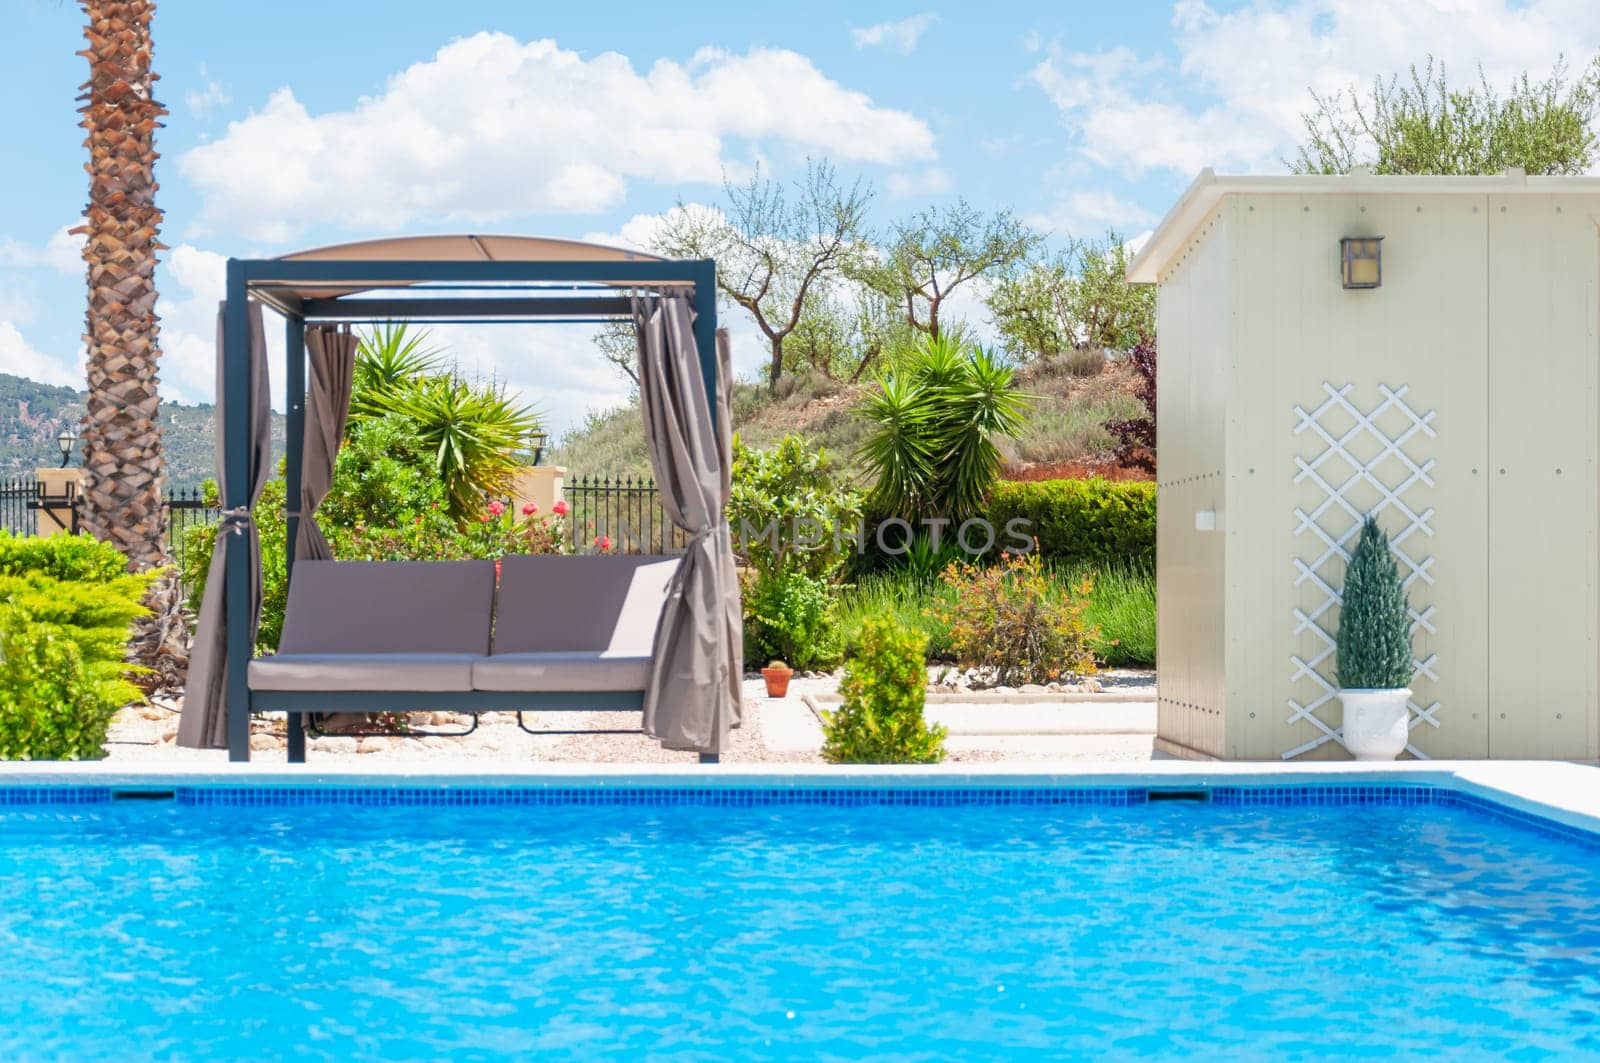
1129, 168, 1600, 761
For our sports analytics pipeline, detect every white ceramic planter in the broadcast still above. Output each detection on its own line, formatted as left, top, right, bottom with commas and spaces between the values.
1338, 688, 1412, 761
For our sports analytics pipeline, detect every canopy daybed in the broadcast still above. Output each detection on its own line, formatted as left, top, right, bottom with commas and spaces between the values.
175, 235, 741, 764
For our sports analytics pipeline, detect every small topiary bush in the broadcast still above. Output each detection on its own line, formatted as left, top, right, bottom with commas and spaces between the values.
934, 550, 1099, 686
821, 616, 945, 764
742, 567, 843, 671
0, 532, 153, 760
1336, 516, 1413, 689
985, 478, 1154, 568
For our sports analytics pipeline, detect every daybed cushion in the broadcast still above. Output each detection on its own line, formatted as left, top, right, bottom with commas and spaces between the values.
491, 555, 678, 655
248, 653, 479, 692
275, 559, 498, 655
470, 652, 652, 692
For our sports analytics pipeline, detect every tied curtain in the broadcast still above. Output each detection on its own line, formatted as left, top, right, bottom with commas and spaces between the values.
177, 300, 272, 749
294, 326, 357, 561
635, 293, 742, 754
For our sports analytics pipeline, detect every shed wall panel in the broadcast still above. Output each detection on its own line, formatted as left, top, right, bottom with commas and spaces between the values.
1486, 196, 1600, 759
1155, 212, 1228, 758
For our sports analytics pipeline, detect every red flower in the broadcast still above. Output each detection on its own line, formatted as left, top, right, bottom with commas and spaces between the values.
553, 499, 570, 516
522, 502, 538, 516
488, 500, 506, 517
479, 513, 492, 523
598, 535, 612, 551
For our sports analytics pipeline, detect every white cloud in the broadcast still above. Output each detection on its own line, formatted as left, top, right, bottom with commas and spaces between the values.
184, 64, 232, 119
1028, 189, 1158, 237
886, 167, 952, 197
1029, 0, 1600, 176
851, 13, 939, 54
0, 223, 83, 275
580, 202, 726, 253
0, 321, 77, 387
180, 33, 936, 241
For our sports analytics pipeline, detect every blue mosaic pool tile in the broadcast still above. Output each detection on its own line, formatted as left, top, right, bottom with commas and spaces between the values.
0, 786, 112, 805
1211, 784, 1446, 807
176, 785, 1149, 808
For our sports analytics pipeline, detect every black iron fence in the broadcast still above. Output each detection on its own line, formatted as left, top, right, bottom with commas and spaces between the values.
565, 474, 688, 555
0, 477, 36, 537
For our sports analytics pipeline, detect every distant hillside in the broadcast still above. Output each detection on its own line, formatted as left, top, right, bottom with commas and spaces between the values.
551, 355, 1150, 487
0, 373, 284, 491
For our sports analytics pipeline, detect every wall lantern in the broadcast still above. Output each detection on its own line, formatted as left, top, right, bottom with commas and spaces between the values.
1340, 236, 1383, 289
528, 430, 548, 466
56, 425, 78, 468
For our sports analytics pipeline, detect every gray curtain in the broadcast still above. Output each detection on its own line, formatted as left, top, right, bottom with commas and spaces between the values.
636, 293, 740, 754
714, 329, 742, 727
178, 300, 273, 749
294, 326, 357, 561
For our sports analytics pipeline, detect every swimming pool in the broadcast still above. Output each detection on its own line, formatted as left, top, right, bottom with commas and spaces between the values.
2, 783, 1597, 1060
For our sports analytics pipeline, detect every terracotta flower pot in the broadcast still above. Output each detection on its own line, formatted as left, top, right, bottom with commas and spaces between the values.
761, 666, 793, 698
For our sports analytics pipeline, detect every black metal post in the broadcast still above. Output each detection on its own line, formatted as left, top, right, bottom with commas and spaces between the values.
284, 313, 306, 764
223, 272, 252, 763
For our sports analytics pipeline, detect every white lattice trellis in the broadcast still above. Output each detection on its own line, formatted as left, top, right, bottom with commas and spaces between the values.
1286, 383, 1439, 760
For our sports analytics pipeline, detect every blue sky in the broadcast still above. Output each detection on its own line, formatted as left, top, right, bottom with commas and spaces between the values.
2, 0, 1596, 435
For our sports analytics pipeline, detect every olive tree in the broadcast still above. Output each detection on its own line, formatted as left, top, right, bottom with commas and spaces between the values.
985, 231, 1154, 362
1293, 55, 1600, 176
652, 160, 871, 394
852, 199, 1040, 341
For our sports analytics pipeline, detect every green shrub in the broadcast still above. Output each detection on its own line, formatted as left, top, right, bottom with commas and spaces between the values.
821, 616, 945, 764
0, 532, 154, 760
986, 478, 1155, 567
934, 552, 1098, 685
743, 568, 842, 671
0, 616, 112, 760
1336, 516, 1413, 689
730, 434, 861, 581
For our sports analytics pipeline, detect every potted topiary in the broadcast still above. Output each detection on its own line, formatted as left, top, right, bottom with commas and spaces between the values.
761, 660, 793, 698
1335, 516, 1415, 761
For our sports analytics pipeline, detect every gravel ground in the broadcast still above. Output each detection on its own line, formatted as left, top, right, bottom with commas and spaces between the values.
105, 669, 1158, 767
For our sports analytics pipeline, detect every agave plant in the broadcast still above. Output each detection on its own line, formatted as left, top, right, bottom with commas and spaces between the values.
859, 335, 1033, 522
384, 375, 541, 519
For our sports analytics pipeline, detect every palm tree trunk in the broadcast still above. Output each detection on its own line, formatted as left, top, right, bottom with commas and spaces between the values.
76, 0, 185, 691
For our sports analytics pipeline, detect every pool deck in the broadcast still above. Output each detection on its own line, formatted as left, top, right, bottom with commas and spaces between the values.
3, 759, 1598, 837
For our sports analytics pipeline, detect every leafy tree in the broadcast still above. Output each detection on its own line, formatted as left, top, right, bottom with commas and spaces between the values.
729, 435, 862, 581
783, 283, 917, 383
592, 319, 640, 391
1105, 336, 1156, 475
653, 160, 872, 394
1294, 56, 1600, 175
859, 335, 1033, 522
986, 231, 1154, 361
852, 199, 1040, 340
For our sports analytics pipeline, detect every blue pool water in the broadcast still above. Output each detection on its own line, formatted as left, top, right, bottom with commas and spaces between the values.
1, 787, 1598, 1060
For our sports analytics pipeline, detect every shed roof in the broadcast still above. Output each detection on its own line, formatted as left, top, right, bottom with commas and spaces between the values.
1126, 168, 1600, 285
278, 233, 663, 265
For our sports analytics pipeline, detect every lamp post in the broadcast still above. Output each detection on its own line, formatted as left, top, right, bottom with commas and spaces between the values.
529, 430, 548, 467
57, 425, 79, 468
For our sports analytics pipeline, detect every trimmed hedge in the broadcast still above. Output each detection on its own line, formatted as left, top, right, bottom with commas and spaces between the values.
986, 478, 1155, 567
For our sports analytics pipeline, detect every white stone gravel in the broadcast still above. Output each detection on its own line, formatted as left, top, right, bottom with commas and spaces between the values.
103, 669, 1159, 767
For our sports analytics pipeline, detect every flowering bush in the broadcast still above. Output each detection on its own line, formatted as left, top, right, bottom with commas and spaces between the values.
932, 548, 1098, 685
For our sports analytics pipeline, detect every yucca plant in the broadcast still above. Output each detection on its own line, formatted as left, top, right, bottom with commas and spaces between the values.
385, 376, 541, 519
859, 335, 1033, 521
1335, 516, 1414, 689
351, 322, 446, 421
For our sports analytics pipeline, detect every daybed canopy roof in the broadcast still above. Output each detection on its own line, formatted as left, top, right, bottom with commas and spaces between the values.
251, 233, 681, 314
